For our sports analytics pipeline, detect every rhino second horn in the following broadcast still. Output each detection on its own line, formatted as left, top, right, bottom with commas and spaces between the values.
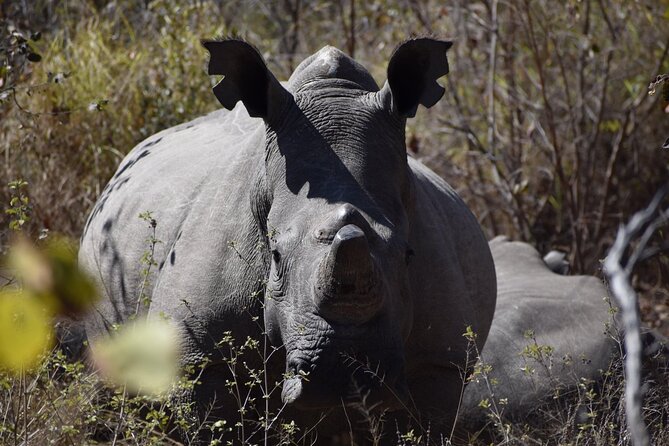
314, 224, 381, 324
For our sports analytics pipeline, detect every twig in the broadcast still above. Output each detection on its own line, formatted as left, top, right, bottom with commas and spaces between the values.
111, 386, 128, 446
486, 0, 499, 158
3, 85, 86, 116
135, 214, 159, 316
348, 0, 355, 58
522, 0, 583, 269
22, 372, 27, 446
442, 75, 533, 239
408, 0, 433, 33
604, 184, 669, 446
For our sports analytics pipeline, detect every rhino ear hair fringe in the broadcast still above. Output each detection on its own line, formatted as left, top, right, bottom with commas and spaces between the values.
386, 38, 453, 118
201, 39, 271, 118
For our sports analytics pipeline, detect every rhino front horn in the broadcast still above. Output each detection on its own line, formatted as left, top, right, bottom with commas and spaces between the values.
314, 224, 381, 324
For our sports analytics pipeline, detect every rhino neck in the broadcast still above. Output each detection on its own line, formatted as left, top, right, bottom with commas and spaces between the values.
404, 163, 418, 229
249, 159, 273, 270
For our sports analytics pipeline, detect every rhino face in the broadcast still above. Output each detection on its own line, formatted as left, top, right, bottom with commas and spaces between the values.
263, 90, 413, 409
203, 38, 452, 410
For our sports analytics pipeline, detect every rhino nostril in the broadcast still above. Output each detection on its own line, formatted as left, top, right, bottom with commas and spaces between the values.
314, 227, 337, 243
288, 359, 309, 377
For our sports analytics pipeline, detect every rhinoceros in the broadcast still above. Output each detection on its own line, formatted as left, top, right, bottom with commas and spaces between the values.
458, 236, 669, 439
458, 236, 617, 435
78, 38, 496, 442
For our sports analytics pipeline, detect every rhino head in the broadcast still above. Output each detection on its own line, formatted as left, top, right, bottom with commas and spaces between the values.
202, 38, 452, 410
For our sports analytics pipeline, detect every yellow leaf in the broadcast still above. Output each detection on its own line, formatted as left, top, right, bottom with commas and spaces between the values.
8, 236, 98, 316
0, 291, 53, 373
8, 238, 53, 295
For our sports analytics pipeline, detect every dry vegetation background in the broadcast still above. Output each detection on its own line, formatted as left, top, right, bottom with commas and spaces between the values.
1, 0, 669, 444
2, 0, 669, 320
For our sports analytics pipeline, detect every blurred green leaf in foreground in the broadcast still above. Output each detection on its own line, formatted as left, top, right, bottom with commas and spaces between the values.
0, 290, 52, 373
0, 236, 98, 374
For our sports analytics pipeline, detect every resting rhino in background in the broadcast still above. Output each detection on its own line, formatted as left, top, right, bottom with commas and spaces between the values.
458, 236, 618, 434
78, 38, 497, 443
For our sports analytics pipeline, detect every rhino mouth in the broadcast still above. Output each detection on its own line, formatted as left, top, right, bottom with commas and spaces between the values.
281, 349, 408, 411
318, 273, 377, 299
315, 283, 381, 316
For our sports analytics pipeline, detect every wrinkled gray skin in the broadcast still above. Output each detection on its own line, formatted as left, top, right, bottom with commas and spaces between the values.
459, 236, 617, 433
79, 38, 496, 442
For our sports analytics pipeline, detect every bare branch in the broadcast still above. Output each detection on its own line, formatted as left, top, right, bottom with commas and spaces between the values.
604, 184, 669, 446
486, 0, 499, 158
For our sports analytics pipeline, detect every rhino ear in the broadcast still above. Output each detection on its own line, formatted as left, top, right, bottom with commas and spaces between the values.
380, 38, 453, 118
202, 39, 287, 119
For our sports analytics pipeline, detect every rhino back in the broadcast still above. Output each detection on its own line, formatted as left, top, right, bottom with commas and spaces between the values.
460, 236, 616, 428
79, 105, 267, 341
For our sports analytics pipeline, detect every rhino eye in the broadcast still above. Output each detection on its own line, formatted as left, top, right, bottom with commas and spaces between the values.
405, 248, 415, 265
272, 248, 281, 264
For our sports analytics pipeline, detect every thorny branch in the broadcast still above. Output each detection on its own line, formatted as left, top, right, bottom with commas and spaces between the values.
604, 184, 669, 446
